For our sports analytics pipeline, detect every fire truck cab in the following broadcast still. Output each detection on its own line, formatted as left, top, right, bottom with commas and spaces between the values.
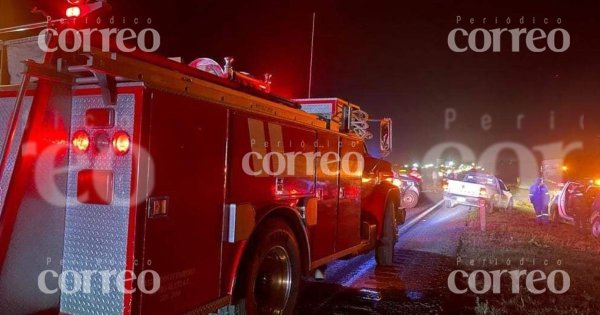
0, 32, 402, 315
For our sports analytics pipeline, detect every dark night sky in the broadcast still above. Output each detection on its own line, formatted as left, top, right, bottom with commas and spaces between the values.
2, 0, 600, 167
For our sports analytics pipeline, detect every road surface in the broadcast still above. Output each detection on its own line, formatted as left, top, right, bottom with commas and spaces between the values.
296, 190, 472, 314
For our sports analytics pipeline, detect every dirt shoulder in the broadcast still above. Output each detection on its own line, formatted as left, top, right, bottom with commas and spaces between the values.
456, 190, 600, 314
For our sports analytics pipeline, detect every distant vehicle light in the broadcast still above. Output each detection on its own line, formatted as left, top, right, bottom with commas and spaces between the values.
561, 165, 568, 172
479, 187, 488, 197
66, 6, 81, 18
112, 131, 130, 155
72, 130, 90, 153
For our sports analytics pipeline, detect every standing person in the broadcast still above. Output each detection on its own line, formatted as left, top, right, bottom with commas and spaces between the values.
529, 178, 550, 225
568, 185, 588, 234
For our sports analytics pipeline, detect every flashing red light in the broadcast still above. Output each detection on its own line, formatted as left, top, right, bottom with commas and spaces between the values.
72, 130, 90, 153
66, 6, 81, 18
112, 131, 130, 155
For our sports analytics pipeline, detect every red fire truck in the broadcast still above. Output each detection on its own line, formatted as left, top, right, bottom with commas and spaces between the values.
0, 16, 402, 315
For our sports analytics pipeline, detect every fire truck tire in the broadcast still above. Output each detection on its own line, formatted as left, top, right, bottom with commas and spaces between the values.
237, 218, 301, 315
376, 200, 396, 266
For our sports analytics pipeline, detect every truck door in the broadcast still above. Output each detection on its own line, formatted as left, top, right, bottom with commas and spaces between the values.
336, 137, 362, 251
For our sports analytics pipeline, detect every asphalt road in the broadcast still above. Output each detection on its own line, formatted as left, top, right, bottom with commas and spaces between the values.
296, 190, 472, 314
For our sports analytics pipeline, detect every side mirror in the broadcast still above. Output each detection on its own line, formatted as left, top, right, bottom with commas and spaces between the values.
379, 118, 392, 155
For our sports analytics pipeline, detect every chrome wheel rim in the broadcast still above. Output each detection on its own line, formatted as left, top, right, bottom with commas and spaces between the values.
254, 245, 292, 314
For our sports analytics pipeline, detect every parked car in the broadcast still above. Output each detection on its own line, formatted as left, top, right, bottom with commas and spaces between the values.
444, 171, 513, 211
549, 180, 600, 238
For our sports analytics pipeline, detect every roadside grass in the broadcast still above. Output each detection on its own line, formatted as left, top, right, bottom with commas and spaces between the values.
456, 191, 600, 315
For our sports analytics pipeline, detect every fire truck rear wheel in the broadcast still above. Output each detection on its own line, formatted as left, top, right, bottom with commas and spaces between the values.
238, 218, 301, 315
376, 200, 397, 266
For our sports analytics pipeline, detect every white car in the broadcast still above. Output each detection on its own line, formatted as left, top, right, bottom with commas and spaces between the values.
549, 181, 600, 237
444, 172, 513, 211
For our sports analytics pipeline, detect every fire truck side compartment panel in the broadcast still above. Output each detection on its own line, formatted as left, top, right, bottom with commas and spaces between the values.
336, 137, 363, 251
136, 89, 226, 313
311, 131, 339, 260
228, 112, 316, 202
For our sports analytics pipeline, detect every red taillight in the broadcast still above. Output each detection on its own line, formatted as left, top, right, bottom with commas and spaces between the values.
479, 187, 488, 197
112, 131, 130, 155
66, 6, 81, 18
72, 130, 90, 153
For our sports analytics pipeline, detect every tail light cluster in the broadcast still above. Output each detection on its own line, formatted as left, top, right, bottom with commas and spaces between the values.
71, 130, 130, 155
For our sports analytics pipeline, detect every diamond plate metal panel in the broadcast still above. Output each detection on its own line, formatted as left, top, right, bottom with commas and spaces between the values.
0, 96, 33, 215
60, 94, 135, 315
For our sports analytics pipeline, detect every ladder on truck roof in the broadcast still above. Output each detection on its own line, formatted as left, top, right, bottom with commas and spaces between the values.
25, 47, 328, 129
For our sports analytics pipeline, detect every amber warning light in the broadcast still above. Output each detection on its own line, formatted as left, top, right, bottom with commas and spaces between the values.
72, 130, 90, 153
112, 131, 130, 155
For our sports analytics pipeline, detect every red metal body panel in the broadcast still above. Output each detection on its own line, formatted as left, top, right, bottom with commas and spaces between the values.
134, 89, 227, 313
311, 131, 339, 259
227, 112, 316, 202
361, 157, 400, 238
336, 137, 363, 250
